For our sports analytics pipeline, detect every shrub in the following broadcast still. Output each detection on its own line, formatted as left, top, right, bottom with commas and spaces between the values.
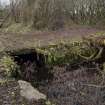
36, 41, 84, 65
0, 55, 19, 77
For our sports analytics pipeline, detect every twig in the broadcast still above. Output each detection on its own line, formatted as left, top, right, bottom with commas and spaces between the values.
80, 83, 105, 88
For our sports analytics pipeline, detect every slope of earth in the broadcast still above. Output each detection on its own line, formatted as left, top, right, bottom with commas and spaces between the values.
0, 66, 104, 105
0, 27, 105, 105
39, 66, 105, 105
0, 27, 104, 52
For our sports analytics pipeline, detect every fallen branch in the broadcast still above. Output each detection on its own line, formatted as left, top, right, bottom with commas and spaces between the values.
80, 82, 105, 88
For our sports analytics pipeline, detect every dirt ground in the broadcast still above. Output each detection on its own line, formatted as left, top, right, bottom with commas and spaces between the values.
0, 27, 105, 105
0, 66, 104, 105
0, 27, 104, 51
39, 66, 105, 105
0, 80, 45, 105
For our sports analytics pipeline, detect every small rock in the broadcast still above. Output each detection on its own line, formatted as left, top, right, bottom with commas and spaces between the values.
18, 80, 46, 101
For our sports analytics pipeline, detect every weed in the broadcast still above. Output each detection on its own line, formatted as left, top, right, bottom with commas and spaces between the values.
0, 55, 19, 77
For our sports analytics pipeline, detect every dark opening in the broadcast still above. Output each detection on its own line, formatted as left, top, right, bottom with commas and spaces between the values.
11, 50, 53, 84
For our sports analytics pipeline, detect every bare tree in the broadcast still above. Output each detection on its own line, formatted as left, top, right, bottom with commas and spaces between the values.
5, 0, 105, 29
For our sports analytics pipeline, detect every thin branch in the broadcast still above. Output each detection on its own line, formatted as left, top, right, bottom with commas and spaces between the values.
80, 82, 105, 88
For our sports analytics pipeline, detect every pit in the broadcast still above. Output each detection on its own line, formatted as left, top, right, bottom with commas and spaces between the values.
5, 45, 105, 105
9, 49, 53, 84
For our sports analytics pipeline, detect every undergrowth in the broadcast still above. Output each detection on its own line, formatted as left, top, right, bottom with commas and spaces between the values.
0, 23, 32, 33
0, 36, 104, 79
36, 39, 100, 66
0, 36, 105, 105
0, 55, 19, 77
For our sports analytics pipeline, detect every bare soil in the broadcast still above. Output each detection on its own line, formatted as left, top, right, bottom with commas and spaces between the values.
0, 79, 45, 105
39, 66, 104, 105
0, 66, 104, 105
0, 27, 104, 51
0, 27, 105, 105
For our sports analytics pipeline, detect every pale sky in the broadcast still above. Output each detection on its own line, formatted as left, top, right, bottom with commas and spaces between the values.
0, 0, 10, 5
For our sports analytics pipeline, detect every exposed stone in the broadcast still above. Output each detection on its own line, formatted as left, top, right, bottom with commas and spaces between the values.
18, 80, 46, 101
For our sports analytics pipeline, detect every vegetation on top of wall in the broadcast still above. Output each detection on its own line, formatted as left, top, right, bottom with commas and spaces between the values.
36, 39, 100, 66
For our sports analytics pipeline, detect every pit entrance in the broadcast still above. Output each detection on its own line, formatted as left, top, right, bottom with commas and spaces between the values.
10, 49, 53, 84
